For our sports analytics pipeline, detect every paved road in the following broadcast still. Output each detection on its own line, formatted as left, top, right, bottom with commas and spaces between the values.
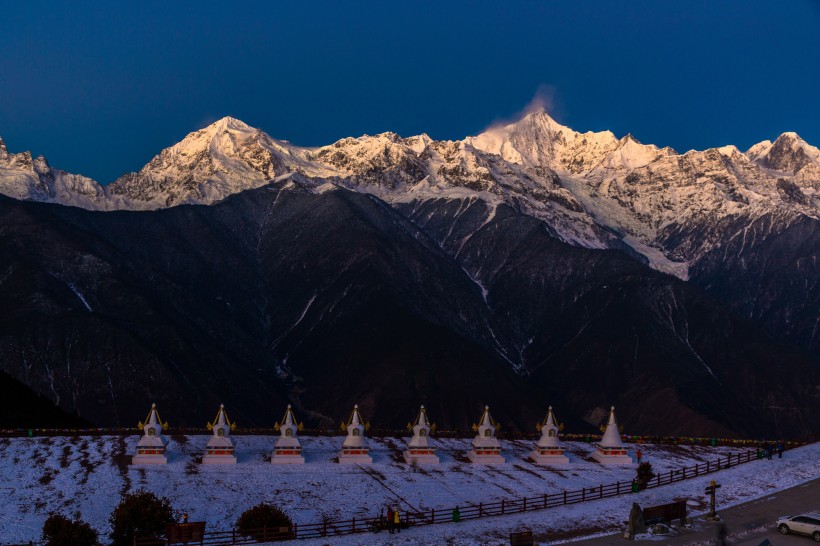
568, 477, 820, 545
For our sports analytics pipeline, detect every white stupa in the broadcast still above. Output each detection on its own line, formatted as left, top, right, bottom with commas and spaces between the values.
131, 403, 169, 465
403, 405, 440, 465
591, 406, 634, 465
202, 404, 237, 465
271, 404, 304, 465
467, 406, 505, 464
530, 406, 569, 465
338, 404, 372, 464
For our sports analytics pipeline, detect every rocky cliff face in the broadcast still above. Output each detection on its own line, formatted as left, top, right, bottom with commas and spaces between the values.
0, 114, 817, 436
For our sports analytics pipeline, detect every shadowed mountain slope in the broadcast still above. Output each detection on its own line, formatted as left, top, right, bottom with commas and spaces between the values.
0, 183, 817, 437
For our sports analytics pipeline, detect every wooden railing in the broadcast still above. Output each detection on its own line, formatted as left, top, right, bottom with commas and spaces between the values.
136, 448, 769, 544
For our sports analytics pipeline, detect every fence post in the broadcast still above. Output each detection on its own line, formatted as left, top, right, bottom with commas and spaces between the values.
232, 529, 236, 544
657, 474, 660, 487
352, 517, 356, 533
582, 488, 585, 502
293, 523, 298, 538
544, 493, 548, 509
523, 497, 527, 512
617, 481, 620, 495
600, 483, 603, 499
479, 503, 483, 517
669, 469, 673, 483
682, 468, 686, 479
501, 499, 505, 515
432, 508, 435, 524
695, 464, 699, 476
563, 491, 567, 504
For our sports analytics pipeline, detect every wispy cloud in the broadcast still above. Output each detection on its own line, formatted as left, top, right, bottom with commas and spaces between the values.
482, 85, 560, 133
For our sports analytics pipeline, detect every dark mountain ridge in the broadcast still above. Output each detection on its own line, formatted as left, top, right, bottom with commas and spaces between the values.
0, 182, 817, 438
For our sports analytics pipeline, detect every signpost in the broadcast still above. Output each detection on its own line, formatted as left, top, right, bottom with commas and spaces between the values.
704, 480, 722, 520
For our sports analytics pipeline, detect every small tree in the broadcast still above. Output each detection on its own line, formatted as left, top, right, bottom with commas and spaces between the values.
109, 490, 177, 546
42, 513, 99, 546
236, 503, 293, 541
636, 461, 654, 489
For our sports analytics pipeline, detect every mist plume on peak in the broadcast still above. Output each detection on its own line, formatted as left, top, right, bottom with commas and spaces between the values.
481, 85, 560, 135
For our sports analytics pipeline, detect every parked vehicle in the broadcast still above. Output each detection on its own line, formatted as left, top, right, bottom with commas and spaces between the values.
777, 513, 820, 541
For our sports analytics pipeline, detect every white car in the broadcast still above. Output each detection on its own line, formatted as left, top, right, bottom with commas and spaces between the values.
777, 513, 820, 542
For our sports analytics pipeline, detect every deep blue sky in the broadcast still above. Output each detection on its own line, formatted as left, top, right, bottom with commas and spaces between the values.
1, 1, 818, 184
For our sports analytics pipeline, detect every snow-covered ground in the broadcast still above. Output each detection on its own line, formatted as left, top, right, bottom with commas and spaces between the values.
0, 435, 816, 545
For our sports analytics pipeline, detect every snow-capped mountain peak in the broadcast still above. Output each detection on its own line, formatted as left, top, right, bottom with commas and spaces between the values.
158, 116, 262, 158
464, 110, 671, 176
465, 109, 572, 167
745, 139, 772, 160
747, 132, 820, 174
105, 116, 320, 209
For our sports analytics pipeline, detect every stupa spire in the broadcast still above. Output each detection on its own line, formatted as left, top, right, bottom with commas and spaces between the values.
138, 402, 167, 430
480, 406, 493, 427
544, 406, 557, 428
210, 403, 233, 429
416, 405, 429, 427
600, 406, 624, 448
350, 404, 362, 427
283, 404, 295, 427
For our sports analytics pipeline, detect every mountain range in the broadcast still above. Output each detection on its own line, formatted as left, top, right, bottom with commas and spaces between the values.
0, 110, 817, 437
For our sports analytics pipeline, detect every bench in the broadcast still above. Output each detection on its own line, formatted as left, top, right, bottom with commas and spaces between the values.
643, 500, 687, 526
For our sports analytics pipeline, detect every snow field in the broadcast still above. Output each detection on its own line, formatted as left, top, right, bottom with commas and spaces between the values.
2, 434, 810, 544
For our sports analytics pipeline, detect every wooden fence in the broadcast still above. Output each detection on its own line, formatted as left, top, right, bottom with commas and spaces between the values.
136, 449, 764, 544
